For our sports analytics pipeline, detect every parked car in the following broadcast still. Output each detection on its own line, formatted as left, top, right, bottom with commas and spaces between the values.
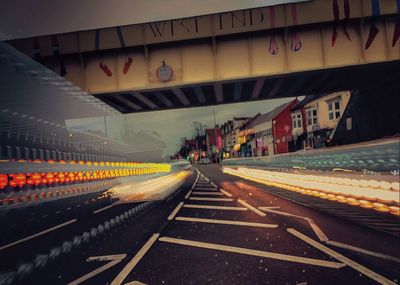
198, 158, 211, 164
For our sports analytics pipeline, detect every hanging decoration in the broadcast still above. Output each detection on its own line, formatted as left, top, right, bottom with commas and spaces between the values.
365, 0, 380, 50
116, 26, 133, 74
51, 35, 67, 76
123, 56, 133, 74
95, 29, 113, 77
331, 0, 351, 47
392, 0, 400, 47
268, 6, 279, 55
290, 3, 302, 52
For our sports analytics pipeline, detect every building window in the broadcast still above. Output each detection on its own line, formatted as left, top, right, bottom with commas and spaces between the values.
328, 99, 341, 120
292, 115, 297, 128
297, 114, 302, 128
292, 113, 302, 129
306, 109, 318, 126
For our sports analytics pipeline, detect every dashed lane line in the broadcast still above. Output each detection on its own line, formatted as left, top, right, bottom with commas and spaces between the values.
189, 197, 233, 202
111, 234, 160, 285
220, 189, 232, 197
237, 199, 266, 217
0, 219, 77, 251
93, 203, 117, 214
326, 241, 400, 263
183, 204, 248, 211
190, 192, 224, 196
159, 236, 344, 269
168, 202, 184, 221
287, 228, 397, 285
175, 216, 278, 228
210, 181, 218, 188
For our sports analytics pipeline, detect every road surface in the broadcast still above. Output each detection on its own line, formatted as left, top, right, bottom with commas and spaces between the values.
0, 165, 399, 285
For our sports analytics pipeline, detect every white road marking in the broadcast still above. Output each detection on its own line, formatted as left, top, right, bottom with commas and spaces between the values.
189, 197, 233, 202
125, 281, 148, 285
257, 208, 328, 242
159, 236, 344, 269
111, 234, 160, 285
191, 192, 224, 196
306, 219, 329, 242
205, 177, 210, 182
326, 240, 400, 263
258, 206, 281, 210
93, 204, 116, 214
220, 189, 232, 197
237, 199, 266, 217
183, 204, 248, 211
0, 219, 77, 251
184, 190, 192, 199
175, 216, 278, 228
68, 254, 126, 285
210, 181, 218, 188
287, 228, 396, 285
258, 207, 304, 218
190, 173, 200, 190
193, 189, 218, 192
168, 202, 184, 220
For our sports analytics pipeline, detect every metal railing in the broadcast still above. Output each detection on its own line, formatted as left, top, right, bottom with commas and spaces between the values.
222, 138, 400, 173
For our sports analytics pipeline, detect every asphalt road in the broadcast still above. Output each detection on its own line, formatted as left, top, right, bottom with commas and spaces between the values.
1, 165, 399, 285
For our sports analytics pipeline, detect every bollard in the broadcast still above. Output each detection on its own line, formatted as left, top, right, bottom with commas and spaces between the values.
31, 148, 37, 160
45, 150, 51, 161
23, 147, 30, 160
38, 149, 44, 160
15, 146, 22, 160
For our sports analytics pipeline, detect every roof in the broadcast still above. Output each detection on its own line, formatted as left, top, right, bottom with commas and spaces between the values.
245, 100, 296, 129
291, 94, 329, 111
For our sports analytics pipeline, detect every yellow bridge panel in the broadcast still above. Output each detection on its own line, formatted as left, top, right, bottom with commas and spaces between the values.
216, 39, 251, 79
117, 51, 149, 90
362, 21, 388, 63
386, 20, 400, 60
322, 24, 363, 67
182, 44, 215, 83
362, 0, 399, 16
121, 25, 145, 47
86, 54, 118, 93
64, 57, 86, 89
286, 28, 325, 71
250, 34, 287, 75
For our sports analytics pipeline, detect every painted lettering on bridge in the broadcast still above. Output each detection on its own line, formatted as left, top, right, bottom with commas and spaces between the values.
219, 9, 265, 30
147, 18, 200, 38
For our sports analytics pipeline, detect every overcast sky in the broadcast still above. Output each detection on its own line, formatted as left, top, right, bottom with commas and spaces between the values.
67, 97, 297, 157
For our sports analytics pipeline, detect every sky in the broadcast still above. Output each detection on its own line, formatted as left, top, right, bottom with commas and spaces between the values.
66, 97, 297, 157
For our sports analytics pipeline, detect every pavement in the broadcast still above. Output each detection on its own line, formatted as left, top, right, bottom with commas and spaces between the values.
1, 164, 399, 285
